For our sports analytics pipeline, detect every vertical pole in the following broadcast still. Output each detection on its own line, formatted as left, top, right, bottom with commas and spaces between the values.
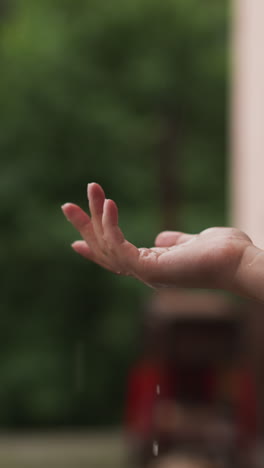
231, 0, 264, 249
231, 0, 264, 438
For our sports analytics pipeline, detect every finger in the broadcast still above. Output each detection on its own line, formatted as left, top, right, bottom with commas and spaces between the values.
155, 231, 194, 247
102, 199, 125, 245
102, 199, 139, 273
62, 203, 90, 229
61, 203, 102, 256
71, 240, 116, 273
87, 183, 105, 237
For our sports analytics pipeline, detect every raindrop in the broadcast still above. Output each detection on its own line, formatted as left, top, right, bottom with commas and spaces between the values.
153, 440, 159, 457
153, 385, 160, 458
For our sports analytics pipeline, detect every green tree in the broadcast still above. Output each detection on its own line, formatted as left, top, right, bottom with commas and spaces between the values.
0, 0, 227, 426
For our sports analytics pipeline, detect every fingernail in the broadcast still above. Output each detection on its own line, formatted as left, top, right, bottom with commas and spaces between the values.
61, 204, 70, 220
87, 183, 94, 198
71, 244, 80, 254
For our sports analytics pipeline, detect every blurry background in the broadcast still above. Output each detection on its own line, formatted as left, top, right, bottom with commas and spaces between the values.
0, 0, 239, 466
0, 0, 227, 427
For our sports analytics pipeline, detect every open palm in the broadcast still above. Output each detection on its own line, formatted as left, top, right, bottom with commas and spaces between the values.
62, 183, 253, 291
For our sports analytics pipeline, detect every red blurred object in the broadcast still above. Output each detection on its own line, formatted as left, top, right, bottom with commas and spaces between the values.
125, 360, 173, 437
124, 291, 258, 466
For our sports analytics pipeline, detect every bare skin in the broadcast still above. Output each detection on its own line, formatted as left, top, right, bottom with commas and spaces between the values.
61, 183, 264, 302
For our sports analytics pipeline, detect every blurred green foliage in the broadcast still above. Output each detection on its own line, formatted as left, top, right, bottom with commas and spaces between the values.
0, 0, 227, 426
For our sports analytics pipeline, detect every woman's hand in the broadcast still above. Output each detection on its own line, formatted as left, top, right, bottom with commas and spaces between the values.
61, 183, 261, 297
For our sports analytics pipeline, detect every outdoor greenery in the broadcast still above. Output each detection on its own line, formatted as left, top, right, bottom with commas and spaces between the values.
0, 0, 228, 426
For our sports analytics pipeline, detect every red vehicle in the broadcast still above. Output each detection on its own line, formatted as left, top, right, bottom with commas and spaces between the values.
125, 291, 257, 468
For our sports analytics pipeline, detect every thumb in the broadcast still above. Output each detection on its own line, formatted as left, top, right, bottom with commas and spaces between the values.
155, 231, 194, 247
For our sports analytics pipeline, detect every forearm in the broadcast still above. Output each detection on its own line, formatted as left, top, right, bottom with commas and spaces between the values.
233, 245, 264, 303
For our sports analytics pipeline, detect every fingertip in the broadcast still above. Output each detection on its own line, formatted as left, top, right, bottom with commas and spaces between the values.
61, 203, 75, 220
154, 231, 168, 246
104, 198, 116, 208
87, 182, 105, 198
103, 198, 118, 225
87, 182, 96, 195
103, 198, 109, 208
154, 231, 180, 247
61, 203, 76, 218
71, 240, 93, 259
61, 202, 79, 213
71, 244, 80, 256
61, 203, 91, 230
61, 203, 71, 212
155, 231, 194, 247
71, 240, 83, 249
